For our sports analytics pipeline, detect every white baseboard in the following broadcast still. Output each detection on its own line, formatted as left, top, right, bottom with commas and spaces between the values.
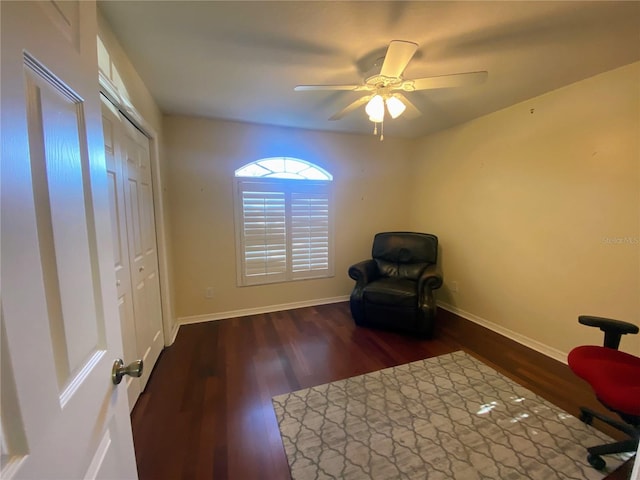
438, 301, 568, 365
178, 295, 350, 326
168, 322, 180, 346
175, 297, 567, 365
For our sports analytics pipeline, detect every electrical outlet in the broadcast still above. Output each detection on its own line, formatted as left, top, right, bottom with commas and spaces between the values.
450, 281, 458, 293
205, 287, 213, 299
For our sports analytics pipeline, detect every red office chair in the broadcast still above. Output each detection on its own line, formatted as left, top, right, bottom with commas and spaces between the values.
568, 315, 640, 470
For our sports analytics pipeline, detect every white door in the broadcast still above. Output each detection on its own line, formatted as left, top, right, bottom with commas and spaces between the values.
101, 98, 164, 411
1, 1, 138, 478
120, 115, 164, 395
102, 98, 141, 411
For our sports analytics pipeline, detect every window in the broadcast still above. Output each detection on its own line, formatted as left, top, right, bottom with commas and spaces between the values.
234, 158, 333, 286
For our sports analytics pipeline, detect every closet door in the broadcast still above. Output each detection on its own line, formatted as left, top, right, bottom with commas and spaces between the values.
101, 97, 164, 411
121, 114, 164, 395
101, 97, 141, 409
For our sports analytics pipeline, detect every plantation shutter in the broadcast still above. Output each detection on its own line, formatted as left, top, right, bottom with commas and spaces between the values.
291, 192, 330, 279
235, 178, 333, 286
239, 185, 287, 284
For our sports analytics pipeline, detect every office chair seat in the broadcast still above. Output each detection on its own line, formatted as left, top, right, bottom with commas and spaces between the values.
568, 345, 640, 416
567, 315, 640, 470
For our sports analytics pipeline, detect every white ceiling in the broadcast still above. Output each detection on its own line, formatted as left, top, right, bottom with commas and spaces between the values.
98, 1, 640, 138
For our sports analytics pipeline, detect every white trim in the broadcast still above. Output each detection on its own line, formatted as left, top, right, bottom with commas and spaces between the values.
147, 130, 176, 346
437, 301, 568, 364
178, 295, 350, 325
177, 297, 568, 366
169, 322, 180, 345
98, 70, 144, 131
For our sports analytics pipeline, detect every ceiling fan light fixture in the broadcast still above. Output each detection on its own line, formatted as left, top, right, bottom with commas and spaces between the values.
385, 95, 406, 119
365, 94, 384, 123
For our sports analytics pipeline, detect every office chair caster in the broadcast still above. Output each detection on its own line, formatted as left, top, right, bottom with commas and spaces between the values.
587, 453, 606, 470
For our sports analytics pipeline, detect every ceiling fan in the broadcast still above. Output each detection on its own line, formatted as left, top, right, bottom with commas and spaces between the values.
295, 40, 488, 127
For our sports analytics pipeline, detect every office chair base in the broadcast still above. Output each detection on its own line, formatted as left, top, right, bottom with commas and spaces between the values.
579, 407, 639, 438
586, 439, 639, 470
579, 407, 640, 470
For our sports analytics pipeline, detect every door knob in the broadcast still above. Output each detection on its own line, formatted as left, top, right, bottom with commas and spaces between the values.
112, 358, 144, 385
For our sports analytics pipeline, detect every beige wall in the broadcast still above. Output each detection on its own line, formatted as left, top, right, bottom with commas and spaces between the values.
97, 12, 177, 339
408, 62, 640, 356
164, 116, 412, 319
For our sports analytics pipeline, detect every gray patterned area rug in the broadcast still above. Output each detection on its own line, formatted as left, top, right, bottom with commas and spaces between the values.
272, 350, 628, 479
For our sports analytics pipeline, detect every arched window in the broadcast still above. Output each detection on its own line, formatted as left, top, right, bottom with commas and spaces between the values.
234, 157, 332, 180
234, 158, 334, 286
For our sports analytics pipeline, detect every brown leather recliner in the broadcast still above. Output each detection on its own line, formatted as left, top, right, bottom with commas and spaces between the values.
348, 232, 443, 337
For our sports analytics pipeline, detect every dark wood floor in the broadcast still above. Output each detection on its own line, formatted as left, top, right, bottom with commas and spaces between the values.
131, 302, 634, 479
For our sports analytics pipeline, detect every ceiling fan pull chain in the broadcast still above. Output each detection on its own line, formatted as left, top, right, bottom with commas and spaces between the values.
380, 120, 384, 141
373, 123, 378, 135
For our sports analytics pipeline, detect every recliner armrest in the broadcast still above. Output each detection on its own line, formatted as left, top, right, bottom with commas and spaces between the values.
578, 315, 639, 349
348, 259, 379, 286
417, 264, 443, 291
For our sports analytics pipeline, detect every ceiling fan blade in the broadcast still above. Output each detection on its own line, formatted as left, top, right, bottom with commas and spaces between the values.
295, 84, 362, 91
329, 95, 372, 121
408, 71, 488, 91
393, 93, 421, 119
380, 40, 418, 78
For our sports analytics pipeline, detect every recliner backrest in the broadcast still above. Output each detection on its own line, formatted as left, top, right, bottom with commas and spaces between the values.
372, 232, 438, 280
